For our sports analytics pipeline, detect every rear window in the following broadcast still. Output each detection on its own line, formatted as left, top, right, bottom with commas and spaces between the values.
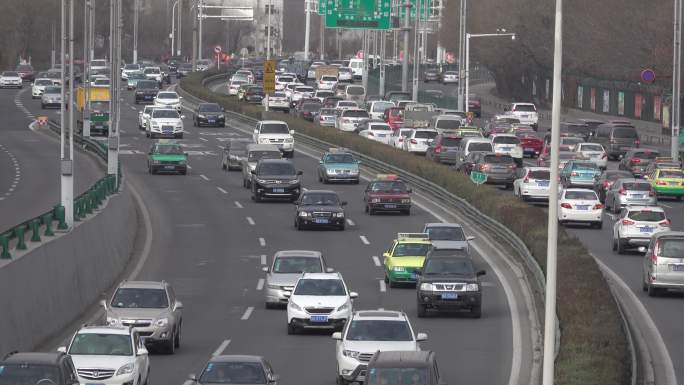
436, 119, 461, 130
513, 104, 536, 112
414, 131, 437, 139
529, 170, 550, 179
370, 124, 391, 131
468, 142, 493, 152
622, 183, 651, 191
389, 109, 404, 117
493, 136, 520, 145
580, 144, 604, 152
372, 102, 394, 112
564, 190, 597, 200
484, 155, 514, 164
441, 137, 462, 147
572, 163, 598, 171
346, 86, 365, 95
320, 108, 336, 115
633, 151, 658, 159
321, 76, 337, 81
613, 127, 638, 138
628, 210, 665, 222
343, 110, 369, 118
659, 239, 684, 258
659, 170, 684, 178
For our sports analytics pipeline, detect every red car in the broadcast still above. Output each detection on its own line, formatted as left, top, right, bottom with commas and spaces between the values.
384, 107, 405, 130
363, 174, 412, 215
15, 64, 35, 82
515, 131, 543, 158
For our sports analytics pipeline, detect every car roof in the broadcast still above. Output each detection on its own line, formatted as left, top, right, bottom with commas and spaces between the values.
3, 352, 66, 365
302, 189, 338, 195
117, 280, 166, 289
260, 120, 287, 125
77, 325, 131, 335
210, 355, 264, 364
370, 351, 433, 367
563, 188, 597, 193
653, 231, 684, 239
353, 310, 405, 320
246, 143, 280, 151
424, 222, 463, 229
615, 178, 649, 184
274, 250, 322, 258
300, 272, 341, 280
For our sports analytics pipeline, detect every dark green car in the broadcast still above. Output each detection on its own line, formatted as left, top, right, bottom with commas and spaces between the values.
147, 140, 188, 174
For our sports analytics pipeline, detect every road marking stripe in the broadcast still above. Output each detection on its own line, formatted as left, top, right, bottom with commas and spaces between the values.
256, 278, 265, 291
200, 174, 210, 181
379, 280, 386, 292
372, 256, 381, 266
261, 254, 267, 265
199, 137, 208, 142
235, 201, 243, 208
241, 307, 254, 320
360, 235, 370, 245
187, 165, 193, 169
217, 187, 228, 194
247, 217, 255, 225
346, 219, 355, 226
212, 339, 231, 356
259, 237, 266, 247
660, 203, 673, 208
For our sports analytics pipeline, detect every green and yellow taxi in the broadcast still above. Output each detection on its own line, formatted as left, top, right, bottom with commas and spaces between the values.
147, 140, 188, 175
383, 233, 432, 287
647, 168, 684, 199
316, 148, 360, 184
454, 126, 483, 138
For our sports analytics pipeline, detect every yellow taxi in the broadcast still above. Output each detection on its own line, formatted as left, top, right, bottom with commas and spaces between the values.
647, 168, 684, 200
382, 233, 432, 287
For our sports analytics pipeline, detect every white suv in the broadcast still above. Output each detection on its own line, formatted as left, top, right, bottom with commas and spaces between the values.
143, 67, 163, 84
253, 120, 295, 158
146, 108, 184, 139
332, 310, 427, 385
507, 102, 539, 130
490, 133, 524, 166
286, 272, 358, 335
60, 325, 150, 385
613, 206, 671, 254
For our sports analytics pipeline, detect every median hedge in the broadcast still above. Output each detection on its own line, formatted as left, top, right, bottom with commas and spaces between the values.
181, 70, 630, 385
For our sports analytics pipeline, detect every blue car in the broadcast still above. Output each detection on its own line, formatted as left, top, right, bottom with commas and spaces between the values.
560, 160, 601, 188
316, 148, 360, 184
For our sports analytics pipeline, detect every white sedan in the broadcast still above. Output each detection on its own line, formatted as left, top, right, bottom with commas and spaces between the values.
154, 91, 182, 112
32, 78, 54, 98
359, 122, 393, 145
391, 128, 413, 149
228, 80, 247, 96
558, 188, 604, 229
575, 142, 608, 169
513, 167, 550, 202
403, 129, 438, 154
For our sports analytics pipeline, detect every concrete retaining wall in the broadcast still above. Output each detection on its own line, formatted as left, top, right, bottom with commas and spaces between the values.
0, 186, 136, 355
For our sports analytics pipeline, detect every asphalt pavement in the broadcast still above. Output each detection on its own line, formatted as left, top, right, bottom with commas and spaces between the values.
0, 86, 102, 233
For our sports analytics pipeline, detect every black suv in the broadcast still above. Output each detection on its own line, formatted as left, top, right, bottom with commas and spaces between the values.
134, 80, 160, 104
251, 159, 303, 202
364, 351, 443, 385
0, 352, 79, 385
416, 253, 485, 318
193, 102, 225, 127
294, 189, 347, 230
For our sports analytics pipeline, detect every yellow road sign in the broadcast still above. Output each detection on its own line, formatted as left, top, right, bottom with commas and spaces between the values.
263, 60, 276, 95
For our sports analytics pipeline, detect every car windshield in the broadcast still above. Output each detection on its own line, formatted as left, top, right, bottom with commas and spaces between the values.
343, 110, 368, 118
436, 119, 460, 129
316, 91, 334, 97
34, 79, 52, 86
273, 257, 322, 274
155, 145, 184, 155
484, 155, 514, 164
346, 320, 413, 341
248, 151, 280, 162
370, 124, 391, 131
659, 170, 684, 178
157, 92, 177, 99
258, 162, 295, 175
529, 170, 550, 179
468, 142, 493, 152
69, 334, 133, 356
199, 362, 265, 384
138, 81, 158, 89
320, 108, 336, 115
613, 127, 638, 138
372, 102, 394, 112
278, 77, 293, 83
659, 239, 684, 258
144, 68, 160, 74
513, 104, 536, 112
3, 72, 19, 77
0, 364, 61, 385
622, 182, 651, 191
572, 163, 598, 171
606, 171, 633, 181
296, 87, 313, 92
367, 368, 428, 385
260, 123, 289, 134
346, 86, 365, 95
200, 104, 222, 112
124, 64, 140, 70
628, 210, 665, 222
111, 287, 169, 308
321, 76, 337, 81
338, 102, 357, 108
580, 144, 604, 152
414, 131, 437, 139
426, 226, 465, 241
370, 181, 408, 193
326, 154, 354, 163
393, 243, 430, 257
130, 73, 146, 79
301, 193, 339, 205
294, 279, 346, 296
94, 79, 109, 85
558, 152, 575, 160
564, 191, 597, 200
423, 257, 475, 275
91, 101, 109, 111
493, 136, 520, 145
302, 104, 321, 112
153, 110, 179, 119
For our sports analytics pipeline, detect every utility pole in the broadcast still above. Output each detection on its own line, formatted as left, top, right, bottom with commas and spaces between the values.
379, 30, 386, 96
90, 0, 95, 60
319, 12, 325, 60
177, 0, 182, 56
108, 0, 120, 186
337, 30, 342, 59
304, 0, 311, 61
401, 2, 411, 92
411, 0, 421, 102
198, 0, 203, 60
457, 0, 467, 111
60, 0, 74, 228
83, 0, 91, 137
51, 22, 56, 68
192, 0, 197, 70
672, 0, 682, 158
133, 0, 139, 63
171, 0, 177, 55
362, 30, 368, 93
265, 0, 272, 112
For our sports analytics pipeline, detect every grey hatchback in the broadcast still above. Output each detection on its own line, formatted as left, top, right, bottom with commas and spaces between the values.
604, 178, 657, 213
191, 355, 279, 385
642, 232, 684, 296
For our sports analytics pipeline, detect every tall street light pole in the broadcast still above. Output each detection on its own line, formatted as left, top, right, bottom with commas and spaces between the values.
411, 0, 421, 102
401, 1, 412, 92
672, 0, 682, 158
177, 0, 182, 56
171, 0, 178, 55
457, 0, 466, 111
83, 0, 91, 137
133, 0, 139, 63
198, 0, 203, 60
60, 0, 74, 228
192, 0, 197, 70
108, 0, 120, 186
464, 31, 516, 113
304, 0, 311, 61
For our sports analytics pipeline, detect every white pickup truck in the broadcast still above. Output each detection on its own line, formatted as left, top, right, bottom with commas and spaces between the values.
253, 120, 295, 158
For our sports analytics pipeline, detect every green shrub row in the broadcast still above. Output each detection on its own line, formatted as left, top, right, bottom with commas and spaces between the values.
181, 70, 630, 385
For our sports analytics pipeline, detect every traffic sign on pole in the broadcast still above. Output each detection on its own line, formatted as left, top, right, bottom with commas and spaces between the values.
214, 45, 222, 54
324, 0, 392, 30
470, 171, 487, 185
263, 60, 276, 95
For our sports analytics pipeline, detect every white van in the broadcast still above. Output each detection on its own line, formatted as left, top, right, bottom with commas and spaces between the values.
348, 58, 364, 80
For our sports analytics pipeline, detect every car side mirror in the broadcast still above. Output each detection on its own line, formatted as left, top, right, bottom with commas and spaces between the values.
326, 267, 335, 273
297, 170, 303, 175
466, 236, 475, 241
138, 111, 143, 115
254, 129, 259, 134
416, 332, 428, 342
476, 270, 486, 277
638, 246, 647, 253
57, 346, 67, 353
382, 252, 390, 258
180, 115, 186, 119
137, 347, 149, 356
341, 201, 348, 206
332, 332, 342, 340
262, 266, 269, 272
349, 292, 359, 299
100, 299, 108, 309
319, 160, 323, 164
283, 291, 291, 298
188, 374, 197, 382
290, 130, 295, 135
173, 301, 183, 311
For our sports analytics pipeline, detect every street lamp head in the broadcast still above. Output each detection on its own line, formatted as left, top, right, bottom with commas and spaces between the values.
511, 34, 516, 41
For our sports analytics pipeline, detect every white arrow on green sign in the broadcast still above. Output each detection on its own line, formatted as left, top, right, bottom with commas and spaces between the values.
470, 171, 488, 185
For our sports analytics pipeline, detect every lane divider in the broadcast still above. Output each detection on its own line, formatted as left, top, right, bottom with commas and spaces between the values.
260, 254, 267, 265
217, 187, 228, 194
212, 339, 231, 356
371, 256, 381, 267
240, 306, 254, 320
258, 237, 266, 247
379, 280, 386, 292
256, 278, 265, 291
346, 219, 355, 226
246, 217, 255, 225
234, 201, 243, 208
360, 235, 370, 245
199, 174, 210, 181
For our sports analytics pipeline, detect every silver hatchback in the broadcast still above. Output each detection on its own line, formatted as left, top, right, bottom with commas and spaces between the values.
605, 178, 657, 213
262, 250, 333, 308
612, 206, 670, 254
642, 232, 684, 296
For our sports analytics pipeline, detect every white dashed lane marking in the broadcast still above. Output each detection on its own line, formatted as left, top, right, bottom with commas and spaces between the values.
212, 340, 231, 356
217, 187, 228, 194
235, 201, 244, 208
372, 256, 381, 267
259, 237, 266, 247
199, 174, 210, 181
240, 307, 254, 320
379, 280, 387, 292
256, 279, 265, 291
246, 217, 255, 225
360, 235, 370, 245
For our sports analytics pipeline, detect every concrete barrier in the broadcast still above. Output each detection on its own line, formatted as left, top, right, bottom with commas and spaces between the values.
0, 185, 136, 355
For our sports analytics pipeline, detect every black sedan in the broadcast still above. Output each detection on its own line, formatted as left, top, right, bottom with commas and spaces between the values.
193, 103, 226, 127
294, 190, 347, 230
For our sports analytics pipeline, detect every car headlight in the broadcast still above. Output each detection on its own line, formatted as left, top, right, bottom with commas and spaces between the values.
287, 179, 299, 184
155, 318, 169, 327
151, 123, 159, 128
218, 114, 225, 119
350, 169, 359, 174
289, 301, 303, 312
392, 266, 405, 272
371, 198, 380, 203
178, 160, 187, 165
343, 350, 360, 359
299, 211, 310, 217
259, 138, 270, 144
335, 212, 344, 218
198, 114, 206, 119
106, 317, 119, 326
401, 199, 411, 204
420, 283, 434, 291
116, 362, 135, 376
267, 284, 281, 290
285, 138, 294, 143
465, 283, 479, 292
327, 169, 337, 175
255, 178, 268, 184
152, 160, 161, 165
336, 303, 349, 313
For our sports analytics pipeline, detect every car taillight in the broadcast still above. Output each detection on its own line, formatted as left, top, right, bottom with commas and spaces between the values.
631, 158, 641, 164
480, 164, 490, 171
619, 187, 627, 195
656, 180, 667, 185
570, 171, 578, 176
660, 219, 672, 226
622, 219, 635, 225
523, 177, 529, 183
410, 139, 418, 144
593, 203, 604, 210
434, 145, 442, 153
603, 181, 610, 188
560, 203, 572, 209
635, 139, 640, 146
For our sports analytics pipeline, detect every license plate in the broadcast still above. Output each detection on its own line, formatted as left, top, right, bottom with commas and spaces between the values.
208, 119, 215, 123
669, 182, 679, 186
378, 134, 386, 137
639, 226, 653, 233
164, 165, 175, 170
525, 147, 534, 151
576, 205, 589, 210
314, 218, 328, 224
410, 273, 416, 279
537, 181, 550, 187
671, 264, 684, 272
631, 194, 644, 199
272, 188, 285, 193
501, 146, 512, 151
310, 315, 328, 323
384, 204, 396, 209
441, 292, 458, 300
144, 96, 152, 100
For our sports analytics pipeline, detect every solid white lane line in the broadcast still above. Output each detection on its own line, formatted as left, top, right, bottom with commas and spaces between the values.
256, 278, 265, 291
217, 187, 228, 194
260, 254, 267, 265
200, 174, 210, 181
246, 217, 255, 225
379, 280, 387, 292
660, 203, 673, 208
212, 339, 231, 356
259, 237, 266, 247
360, 235, 370, 245
241, 307, 254, 320
199, 137, 208, 142
372, 256, 381, 267
235, 201, 243, 208
187, 165, 192, 169
346, 219, 355, 226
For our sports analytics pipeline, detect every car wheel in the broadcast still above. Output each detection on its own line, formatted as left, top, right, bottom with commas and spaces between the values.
336, 375, 348, 385
677, 196, 683, 201
338, 223, 345, 231
642, 275, 648, 292
368, 206, 375, 216
165, 335, 175, 354
612, 237, 617, 251
594, 221, 603, 229
402, 208, 411, 215
287, 322, 298, 335
616, 238, 626, 254
417, 303, 427, 318
470, 306, 482, 318
647, 284, 663, 297
353, 179, 359, 185
254, 192, 262, 202
177, 134, 184, 139
174, 324, 181, 348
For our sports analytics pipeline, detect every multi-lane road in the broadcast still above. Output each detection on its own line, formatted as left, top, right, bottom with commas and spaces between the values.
12, 78, 540, 385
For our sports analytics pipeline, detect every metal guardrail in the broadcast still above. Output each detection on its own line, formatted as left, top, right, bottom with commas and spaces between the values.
0, 121, 121, 259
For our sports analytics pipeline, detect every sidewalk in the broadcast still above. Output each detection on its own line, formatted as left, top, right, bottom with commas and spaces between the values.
472, 82, 672, 150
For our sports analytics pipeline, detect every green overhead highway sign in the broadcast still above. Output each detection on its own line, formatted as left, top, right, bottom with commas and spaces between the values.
324, 0, 392, 30
470, 171, 488, 185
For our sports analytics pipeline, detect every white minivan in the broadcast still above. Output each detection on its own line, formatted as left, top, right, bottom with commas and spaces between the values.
348, 58, 364, 80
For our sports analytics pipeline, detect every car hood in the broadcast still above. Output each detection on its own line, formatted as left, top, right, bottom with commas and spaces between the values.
71, 354, 135, 370
367, 192, 410, 198
420, 274, 478, 284
390, 256, 426, 267
430, 240, 468, 250
255, 174, 298, 181
156, 99, 180, 104
107, 307, 169, 320
324, 162, 358, 170
342, 340, 418, 353
268, 273, 303, 287
290, 295, 348, 308
151, 118, 182, 125
2, 76, 21, 81
298, 204, 344, 212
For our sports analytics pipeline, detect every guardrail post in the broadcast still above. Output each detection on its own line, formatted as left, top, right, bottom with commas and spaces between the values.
96, 181, 104, 206
15, 225, 27, 250
43, 213, 54, 236
30, 219, 41, 242
54, 205, 68, 230
85, 191, 94, 214
73, 198, 82, 222
0, 235, 10, 259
